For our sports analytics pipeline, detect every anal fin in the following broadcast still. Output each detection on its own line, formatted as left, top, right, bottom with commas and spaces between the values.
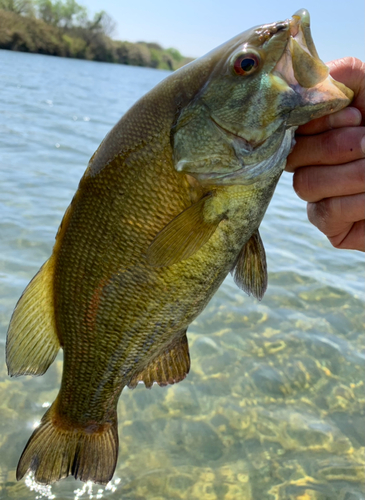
128, 331, 190, 389
232, 229, 267, 301
6, 255, 61, 377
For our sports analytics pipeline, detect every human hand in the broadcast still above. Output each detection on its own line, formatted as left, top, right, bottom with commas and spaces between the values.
286, 57, 365, 251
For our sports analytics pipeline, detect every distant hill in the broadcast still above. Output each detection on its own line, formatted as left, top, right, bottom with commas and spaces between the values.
0, 8, 193, 70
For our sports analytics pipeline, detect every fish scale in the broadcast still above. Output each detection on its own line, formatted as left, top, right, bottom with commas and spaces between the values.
6, 9, 353, 485
54, 143, 195, 422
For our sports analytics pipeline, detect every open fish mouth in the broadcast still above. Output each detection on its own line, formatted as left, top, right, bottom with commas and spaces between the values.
272, 8, 353, 126
289, 9, 319, 59
274, 8, 330, 89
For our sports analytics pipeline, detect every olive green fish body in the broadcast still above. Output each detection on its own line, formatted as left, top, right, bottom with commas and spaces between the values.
6, 9, 353, 485
55, 122, 277, 424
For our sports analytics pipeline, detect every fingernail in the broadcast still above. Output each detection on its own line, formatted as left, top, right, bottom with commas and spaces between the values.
361, 135, 365, 155
328, 107, 362, 128
350, 107, 363, 125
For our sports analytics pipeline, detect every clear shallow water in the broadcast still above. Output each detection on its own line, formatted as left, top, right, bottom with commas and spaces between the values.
0, 49, 364, 500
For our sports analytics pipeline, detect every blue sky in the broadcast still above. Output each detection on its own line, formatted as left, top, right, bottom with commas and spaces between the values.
80, 0, 364, 62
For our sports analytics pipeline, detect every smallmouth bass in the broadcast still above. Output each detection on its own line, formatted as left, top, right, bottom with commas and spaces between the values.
7, 9, 353, 485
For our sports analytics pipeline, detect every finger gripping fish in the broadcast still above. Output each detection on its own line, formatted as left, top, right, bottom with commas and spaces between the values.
6, 9, 353, 485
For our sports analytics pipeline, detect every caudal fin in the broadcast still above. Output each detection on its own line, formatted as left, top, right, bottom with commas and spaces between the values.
17, 402, 119, 485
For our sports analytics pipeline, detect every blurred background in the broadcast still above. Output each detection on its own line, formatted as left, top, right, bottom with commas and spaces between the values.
0, 0, 364, 66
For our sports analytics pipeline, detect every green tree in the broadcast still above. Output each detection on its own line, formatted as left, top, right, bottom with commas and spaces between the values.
59, 0, 87, 28
87, 10, 116, 36
166, 47, 183, 63
35, 0, 60, 25
0, 0, 34, 15
35, 0, 87, 28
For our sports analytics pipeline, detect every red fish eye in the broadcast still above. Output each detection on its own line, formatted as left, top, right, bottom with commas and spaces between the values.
233, 53, 260, 75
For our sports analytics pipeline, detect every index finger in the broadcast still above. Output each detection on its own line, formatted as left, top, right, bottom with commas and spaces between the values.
327, 57, 365, 121
295, 57, 365, 136
296, 106, 362, 135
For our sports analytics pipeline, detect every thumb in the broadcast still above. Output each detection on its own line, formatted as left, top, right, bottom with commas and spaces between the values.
327, 57, 365, 123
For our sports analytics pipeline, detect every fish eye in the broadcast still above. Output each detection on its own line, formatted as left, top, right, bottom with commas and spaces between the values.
232, 51, 260, 76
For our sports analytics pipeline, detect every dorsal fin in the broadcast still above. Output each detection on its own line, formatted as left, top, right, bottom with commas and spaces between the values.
232, 229, 267, 301
146, 194, 220, 267
128, 331, 190, 389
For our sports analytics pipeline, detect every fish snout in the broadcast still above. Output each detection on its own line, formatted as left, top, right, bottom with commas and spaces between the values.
256, 19, 290, 45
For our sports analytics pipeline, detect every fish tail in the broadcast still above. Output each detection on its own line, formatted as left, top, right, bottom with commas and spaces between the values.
17, 401, 119, 485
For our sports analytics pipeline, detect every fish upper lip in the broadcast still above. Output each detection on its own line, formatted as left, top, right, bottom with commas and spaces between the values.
288, 14, 309, 52
289, 17, 301, 38
288, 9, 318, 58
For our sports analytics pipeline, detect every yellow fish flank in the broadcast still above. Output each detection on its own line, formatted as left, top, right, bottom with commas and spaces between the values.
7, 9, 353, 485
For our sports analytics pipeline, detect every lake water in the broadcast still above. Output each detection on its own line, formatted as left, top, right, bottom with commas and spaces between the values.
0, 49, 364, 500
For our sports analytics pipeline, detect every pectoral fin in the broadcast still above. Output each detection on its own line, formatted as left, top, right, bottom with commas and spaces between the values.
128, 331, 190, 389
232, 229, 267, 300
146, 194, 220, 267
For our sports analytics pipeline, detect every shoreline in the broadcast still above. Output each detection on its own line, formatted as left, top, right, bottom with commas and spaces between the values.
0, 10, 193, 71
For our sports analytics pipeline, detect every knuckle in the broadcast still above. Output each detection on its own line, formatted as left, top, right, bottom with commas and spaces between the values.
330, 236, 346, 250
344, 56, 364, 73
326, 112, 336, 129
293, 168, 310, 200
307, 201, 321, 228
307, 198, 337, 232
330, 57, 365, 77
354, 159, 365, 185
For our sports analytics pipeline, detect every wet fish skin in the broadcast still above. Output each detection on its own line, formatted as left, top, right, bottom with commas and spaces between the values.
6, 9, 353, 485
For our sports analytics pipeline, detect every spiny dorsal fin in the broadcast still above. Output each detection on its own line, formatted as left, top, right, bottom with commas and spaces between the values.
146, 194, 220, 267
128, 331, 190, 389
232, 229, 267, 301
6, 256, 61, 377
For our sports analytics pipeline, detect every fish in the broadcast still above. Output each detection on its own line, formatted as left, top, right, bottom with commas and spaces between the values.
6, 9, 353, 486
